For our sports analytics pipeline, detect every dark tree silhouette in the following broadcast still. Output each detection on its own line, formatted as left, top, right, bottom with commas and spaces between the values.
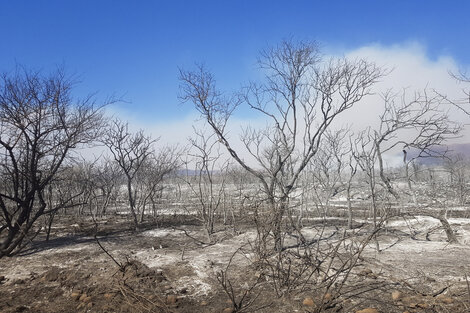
0, 68, 105, 257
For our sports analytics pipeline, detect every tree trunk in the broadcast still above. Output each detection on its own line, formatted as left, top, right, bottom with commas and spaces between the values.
376, 141, 399, 200
347, 185, 353, 229
45, 212, 55, 242
436, 211, 459, 243
414, 208, 459, 244
0, 207, 43, 257
273, 197, 287, 251
127, 178, 139, 230
403, 151, 417, 207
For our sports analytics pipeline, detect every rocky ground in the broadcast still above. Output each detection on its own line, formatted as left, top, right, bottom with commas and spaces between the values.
1, 214, 470, 313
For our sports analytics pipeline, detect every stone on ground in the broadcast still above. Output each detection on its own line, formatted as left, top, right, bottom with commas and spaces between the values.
355, 308, 379, 313
302, 296, 315, 307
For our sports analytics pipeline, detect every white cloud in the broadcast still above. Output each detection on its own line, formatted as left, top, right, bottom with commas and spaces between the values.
335, 42, 464, 128
109, 42, 470, 168
340, 42, 469, 166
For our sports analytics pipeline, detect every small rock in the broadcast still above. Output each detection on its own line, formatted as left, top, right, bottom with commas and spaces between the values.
29, 272, 38, 281
401, 296, 413, 304
87, 302, 93, 308
200, 300, 208, 306
437, 295, 454, 304
359, 269, 373, 276
392, 290, 402, 301
103, 293, 113, 300
0, 275, 5, 283
82, 296, 92, 303
71, 292, 81, 300
302, 297, 315, 307
417, 303, 428, 309
166, 295, 177, 304
79, 294, 91, 303
323, 293, 333, 302
356, 308, 379, 313
368, 272, 378, 279
43, 270, 60, 282
76, 303, 85, 310
222, 308, 234, 313
13, 279, 25, 285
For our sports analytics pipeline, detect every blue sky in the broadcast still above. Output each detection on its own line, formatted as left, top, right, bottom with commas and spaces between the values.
0, 0, 469, 124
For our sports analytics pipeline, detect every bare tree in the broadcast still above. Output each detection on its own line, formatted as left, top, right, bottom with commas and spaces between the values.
60, 158, 123, 219
375, 90, 461, 200
443, 153, 469, 205
93, 157, 122, 216
103, 120, 179, 228
353, 90, 461, 244
43, 160, 97, 241
352, 129, 381, 229
226, 164, 257, 228
135, 148, 180, 223
446, 70, 470, 115
309, 129, 351, 218
345, 138, 358, 229
103, 119, 156, 229
0, 68, 105, 257
179, 40, 384, 251
182, 127, 230, 238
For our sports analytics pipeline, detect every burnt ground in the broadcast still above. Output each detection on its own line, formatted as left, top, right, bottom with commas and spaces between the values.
1, 214, 470, 313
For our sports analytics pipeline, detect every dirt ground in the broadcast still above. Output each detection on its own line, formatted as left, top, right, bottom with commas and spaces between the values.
1, 214, 470, 313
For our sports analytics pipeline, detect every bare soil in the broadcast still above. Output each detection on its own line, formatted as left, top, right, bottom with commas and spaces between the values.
1, 214, 470, 313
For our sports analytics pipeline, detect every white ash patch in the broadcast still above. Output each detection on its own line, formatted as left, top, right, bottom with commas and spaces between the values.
142, 228, 184, 238
134, 229, 257, 296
